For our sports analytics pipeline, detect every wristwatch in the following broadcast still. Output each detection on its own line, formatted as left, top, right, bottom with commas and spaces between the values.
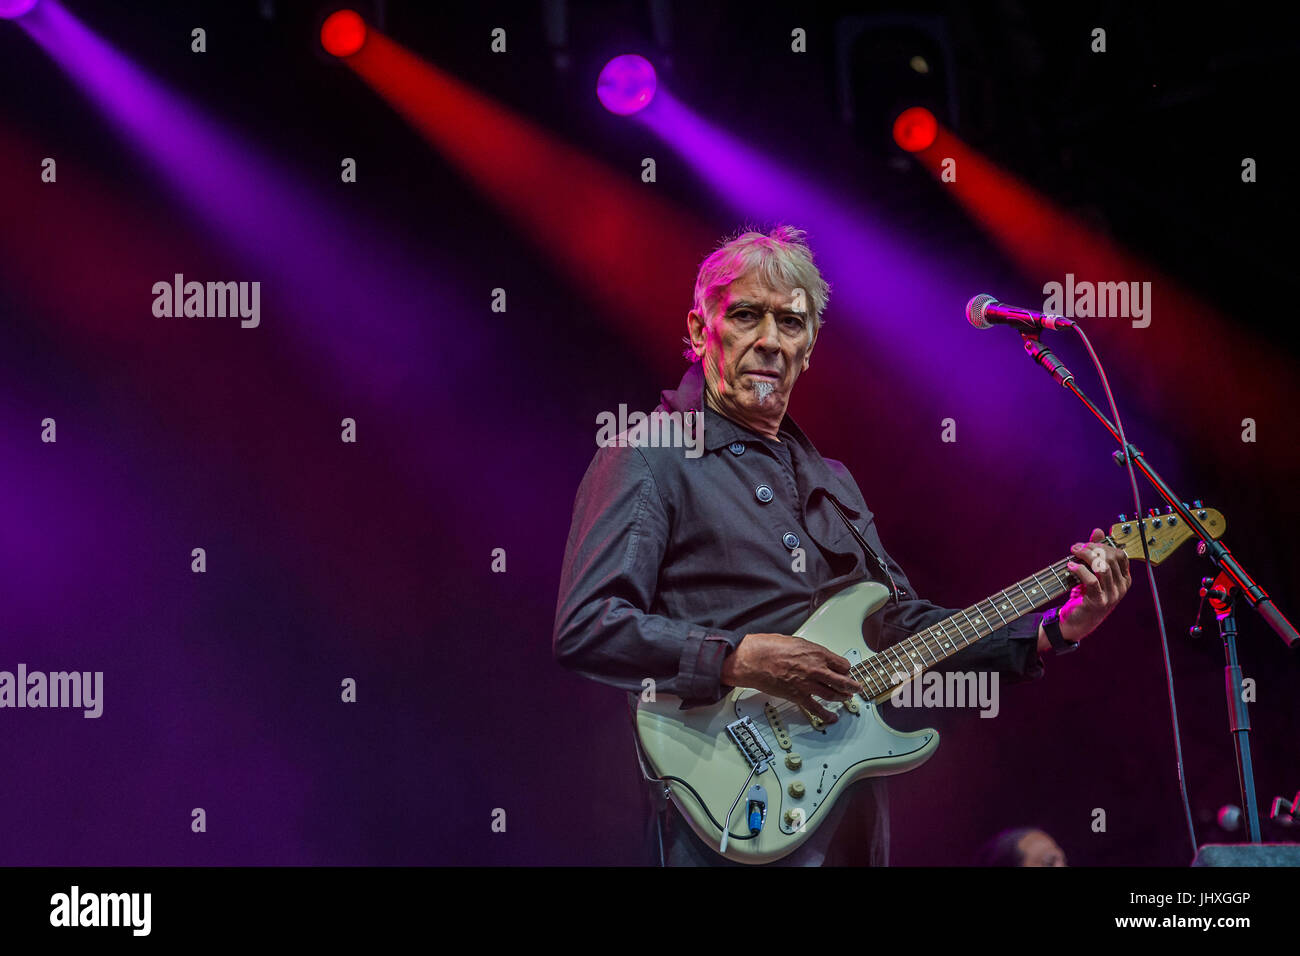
1042, 606, 1079, 654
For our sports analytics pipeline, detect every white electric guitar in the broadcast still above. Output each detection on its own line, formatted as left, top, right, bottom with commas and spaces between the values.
636, 508, 1225, 863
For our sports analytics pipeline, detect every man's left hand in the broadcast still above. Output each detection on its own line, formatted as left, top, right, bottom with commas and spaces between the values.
1059, 528, 1132, 644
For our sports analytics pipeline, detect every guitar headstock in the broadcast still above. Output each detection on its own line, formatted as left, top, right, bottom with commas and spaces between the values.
1110, 504, 1226, 565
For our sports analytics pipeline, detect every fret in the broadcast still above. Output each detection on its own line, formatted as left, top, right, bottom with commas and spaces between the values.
985, 596, 1008, 628
850, 662, 875, 693
879, 646, 909, 684
996, 588, 1021, 617
875, 644, 903, 683
932, 619, 960, 657
1048, 562, 1071, 593
891, 641, 922, 680
957, 608, 982, 642
920, 632, 938, 669
1025, 572, 1047, 605
891, 643, 921, 685
927, 621, 952, 655
1012, 580, 1033, 606
889, 634, 916, 669
905, 634, 933, 667
862, 651, 894, 690
951, 613, 976, 645
912, 635, 935, 668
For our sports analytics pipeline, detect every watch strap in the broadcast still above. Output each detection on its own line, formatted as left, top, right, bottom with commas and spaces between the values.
1043, 607, 1078, 654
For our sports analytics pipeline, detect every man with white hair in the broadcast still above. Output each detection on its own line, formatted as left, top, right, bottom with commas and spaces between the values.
554, 225, 1130, 865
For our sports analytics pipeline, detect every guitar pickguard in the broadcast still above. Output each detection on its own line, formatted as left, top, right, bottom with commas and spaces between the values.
732, 643, 935, 836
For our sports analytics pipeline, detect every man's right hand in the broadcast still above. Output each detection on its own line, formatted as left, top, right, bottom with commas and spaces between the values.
720, 633, 861, 724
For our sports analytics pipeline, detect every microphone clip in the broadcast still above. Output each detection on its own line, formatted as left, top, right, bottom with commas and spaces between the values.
1022, 332, 1074, 388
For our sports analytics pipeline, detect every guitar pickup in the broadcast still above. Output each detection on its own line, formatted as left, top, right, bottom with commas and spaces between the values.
725, 716, 775, 772
763, 701, 792, 751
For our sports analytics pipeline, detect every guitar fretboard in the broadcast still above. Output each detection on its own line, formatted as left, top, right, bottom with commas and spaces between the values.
847, 541, 1110, 699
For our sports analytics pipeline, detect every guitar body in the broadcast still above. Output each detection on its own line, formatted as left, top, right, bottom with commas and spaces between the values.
635, 581, 940, 864
632, 509, 1223, 863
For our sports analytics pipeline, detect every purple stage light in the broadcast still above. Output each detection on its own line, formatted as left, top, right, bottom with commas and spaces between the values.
597, 54, 656, 115
0, 0, 39, 19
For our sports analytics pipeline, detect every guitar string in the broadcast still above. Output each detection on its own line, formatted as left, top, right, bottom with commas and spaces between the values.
766, 585, 1055, 722
845, 559, 1072, 697
766, 531, 1124, 718
763, 552, 1092, 720
847, 556, 1078, 697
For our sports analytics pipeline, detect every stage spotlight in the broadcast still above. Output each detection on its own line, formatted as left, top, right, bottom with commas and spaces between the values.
597, 54, 656, 116
0, 0, 39, 19
892, 106, 937, 152
320, 9, 366, 57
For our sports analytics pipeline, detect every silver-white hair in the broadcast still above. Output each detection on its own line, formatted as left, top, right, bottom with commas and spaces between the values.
684, 224, 830, 362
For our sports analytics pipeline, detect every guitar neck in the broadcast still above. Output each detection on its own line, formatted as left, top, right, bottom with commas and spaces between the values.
849, 541, 1107, 698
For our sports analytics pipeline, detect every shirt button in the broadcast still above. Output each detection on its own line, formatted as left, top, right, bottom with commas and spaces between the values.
755, 484, 774, 503
783, 532, 800, 550
728, 441, 746, 456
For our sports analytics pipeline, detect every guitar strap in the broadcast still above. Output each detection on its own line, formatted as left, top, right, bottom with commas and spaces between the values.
825, 493, 907, 605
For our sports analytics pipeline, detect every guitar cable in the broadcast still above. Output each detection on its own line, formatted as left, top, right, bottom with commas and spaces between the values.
719, 763, 762, 854
1067, 323, 1199, 858
627, 694, 760, 845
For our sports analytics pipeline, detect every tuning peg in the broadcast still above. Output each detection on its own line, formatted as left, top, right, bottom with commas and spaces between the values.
1188, 625, 1204, 638
1182, 502, 1190, 510
1166, 505, 1174, 514
1147, 508, 1157, 518
1117, 513, 1127, 523
1192, 499, 1203, 509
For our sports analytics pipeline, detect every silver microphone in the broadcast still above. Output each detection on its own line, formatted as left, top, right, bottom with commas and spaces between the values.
967, 293, 1074, 332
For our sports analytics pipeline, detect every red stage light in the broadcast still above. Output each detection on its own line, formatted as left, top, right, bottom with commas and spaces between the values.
321, 10, 367, 58
892, 107, 937, 152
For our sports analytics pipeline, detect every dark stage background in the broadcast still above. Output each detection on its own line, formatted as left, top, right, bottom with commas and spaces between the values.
1, 0, 1298, 866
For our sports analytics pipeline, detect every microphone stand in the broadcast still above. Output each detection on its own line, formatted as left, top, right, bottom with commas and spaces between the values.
1020, 330, 1300, 847
1195, 575, 1264, 841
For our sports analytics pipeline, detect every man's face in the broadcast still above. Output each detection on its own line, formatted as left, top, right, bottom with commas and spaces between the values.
1017, 830, 1067, 867
688, 272, 816, 434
